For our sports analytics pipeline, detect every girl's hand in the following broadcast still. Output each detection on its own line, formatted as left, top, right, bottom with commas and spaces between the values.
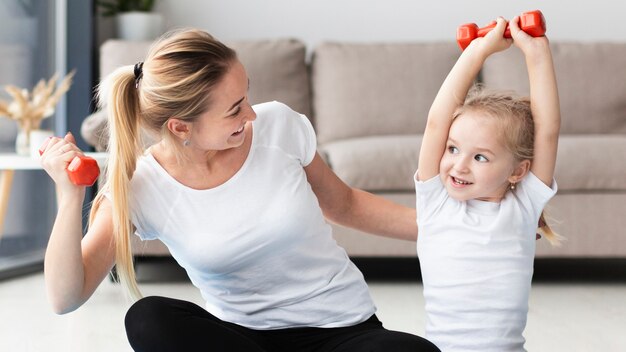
510, 15, 551, 61
467, 17, 513, 58
40, 132, 87, 195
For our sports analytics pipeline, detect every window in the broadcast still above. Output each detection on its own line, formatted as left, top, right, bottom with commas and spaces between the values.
0, 0, 63, 278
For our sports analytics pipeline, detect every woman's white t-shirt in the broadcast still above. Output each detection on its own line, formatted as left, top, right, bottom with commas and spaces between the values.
415, 172, 557, 351
128, 101, 376, 329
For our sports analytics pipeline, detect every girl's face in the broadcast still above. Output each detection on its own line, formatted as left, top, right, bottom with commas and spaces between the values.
188, 60, 256, 151
439, 112, 527, 202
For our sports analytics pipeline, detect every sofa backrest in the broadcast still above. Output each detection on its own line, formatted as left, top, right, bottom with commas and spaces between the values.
311, 42, 460, 144
482, 42, 626, 135
99, 38, 311, 118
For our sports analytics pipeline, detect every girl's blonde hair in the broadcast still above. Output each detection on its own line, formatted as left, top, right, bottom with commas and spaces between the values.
89, 29, 237, 299
453, 86, 562, 246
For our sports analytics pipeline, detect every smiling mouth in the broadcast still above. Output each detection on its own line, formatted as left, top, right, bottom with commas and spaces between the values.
451, 176, 473, 186
232, 125, 244, 136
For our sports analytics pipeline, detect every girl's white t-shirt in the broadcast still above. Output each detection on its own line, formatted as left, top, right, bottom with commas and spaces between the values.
415, 172, 557, 352
128, 101, 376, 329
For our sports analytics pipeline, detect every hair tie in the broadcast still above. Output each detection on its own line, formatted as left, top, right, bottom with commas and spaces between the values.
134, 62, 144, 88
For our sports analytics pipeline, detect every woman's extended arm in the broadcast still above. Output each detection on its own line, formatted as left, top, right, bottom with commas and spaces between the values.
41, 134, 116, 314
305, 152, 417, 241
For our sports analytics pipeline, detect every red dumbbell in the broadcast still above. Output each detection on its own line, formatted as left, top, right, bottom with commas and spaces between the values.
456, 10, 546, 50
39, 137, 100, 187
66, 156, 100, 186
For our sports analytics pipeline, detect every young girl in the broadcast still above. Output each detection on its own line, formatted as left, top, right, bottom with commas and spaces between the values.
415, 17, 561, 351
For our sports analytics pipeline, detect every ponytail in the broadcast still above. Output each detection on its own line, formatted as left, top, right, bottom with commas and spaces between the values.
89, 28, 237, 301
538, 211, 563, 246
91, 65, 145, 300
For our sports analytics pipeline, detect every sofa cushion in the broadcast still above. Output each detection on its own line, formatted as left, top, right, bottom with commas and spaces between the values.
481, 42, 626, 134
312, 42, 460, 144
321, 134, 626, 193
80, 109, 108, 151
230, 39, 311, 119
101, 38, 311, 117
555, 135, 626, 191
321, 135, 421, 191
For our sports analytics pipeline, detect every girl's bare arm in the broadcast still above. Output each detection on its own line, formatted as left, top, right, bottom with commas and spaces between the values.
418, 18, 512, 181
510, 16, 561, 186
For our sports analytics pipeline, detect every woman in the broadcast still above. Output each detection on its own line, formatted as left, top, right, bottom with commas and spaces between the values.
41, 28, 438, 352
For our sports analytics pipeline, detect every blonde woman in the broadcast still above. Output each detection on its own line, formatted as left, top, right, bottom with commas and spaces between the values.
40, 29, 439, 352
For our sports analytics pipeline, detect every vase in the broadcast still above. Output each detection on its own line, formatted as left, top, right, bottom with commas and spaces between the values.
15, 129, 30, 156
116, 12, 164, 41
29, 129, 54, 158
15, 129, 53, 157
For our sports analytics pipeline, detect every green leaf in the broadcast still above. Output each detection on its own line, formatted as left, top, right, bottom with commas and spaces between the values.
97, 0, 156, 16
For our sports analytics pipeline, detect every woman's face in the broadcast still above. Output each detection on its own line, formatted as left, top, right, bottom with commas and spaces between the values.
188, 60, 256, 152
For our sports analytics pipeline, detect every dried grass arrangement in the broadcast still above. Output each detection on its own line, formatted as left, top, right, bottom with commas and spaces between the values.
0, 70, 76, 141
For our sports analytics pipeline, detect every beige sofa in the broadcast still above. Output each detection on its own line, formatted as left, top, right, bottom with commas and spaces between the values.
85, 39, 626, 259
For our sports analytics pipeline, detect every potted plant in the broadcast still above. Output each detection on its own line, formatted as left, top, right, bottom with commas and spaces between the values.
97, 0, 163, 41
0, 71, 75, 156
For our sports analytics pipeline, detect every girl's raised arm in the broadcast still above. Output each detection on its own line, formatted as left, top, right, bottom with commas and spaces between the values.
510, 16, 561, 187
417, 18, 512, 181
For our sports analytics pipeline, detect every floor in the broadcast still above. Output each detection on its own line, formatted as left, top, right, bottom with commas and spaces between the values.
1, 267, 625, 351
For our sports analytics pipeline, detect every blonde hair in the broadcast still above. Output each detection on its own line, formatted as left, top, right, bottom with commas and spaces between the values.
453, 86, 562, 246
89, 29, 237, 299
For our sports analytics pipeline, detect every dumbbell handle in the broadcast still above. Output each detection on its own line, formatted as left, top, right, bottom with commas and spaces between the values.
477, 21, 513, 39
457, 10, 546, 50
39, 139, 100, 187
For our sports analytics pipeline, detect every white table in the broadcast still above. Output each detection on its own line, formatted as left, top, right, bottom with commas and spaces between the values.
0, 152, 108, 241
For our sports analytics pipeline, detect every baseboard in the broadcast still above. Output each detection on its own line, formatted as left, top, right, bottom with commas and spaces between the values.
532, 258, 626, 282
126, 256, 626, 283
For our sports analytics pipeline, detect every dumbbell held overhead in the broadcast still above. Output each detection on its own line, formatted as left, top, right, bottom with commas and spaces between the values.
456, 10, 546, 50
39, 137, 100, 187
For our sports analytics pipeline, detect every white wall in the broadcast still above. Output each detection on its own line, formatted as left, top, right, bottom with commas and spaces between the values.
154, 0, 624, 50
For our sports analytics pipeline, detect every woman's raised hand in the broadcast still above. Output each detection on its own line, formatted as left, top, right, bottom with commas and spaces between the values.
39, 132, 88, 194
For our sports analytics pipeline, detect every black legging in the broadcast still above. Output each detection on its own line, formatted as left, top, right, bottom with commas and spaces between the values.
125, 296, 440, 352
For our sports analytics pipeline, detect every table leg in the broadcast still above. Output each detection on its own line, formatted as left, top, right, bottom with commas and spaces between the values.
0, 170, 15, 242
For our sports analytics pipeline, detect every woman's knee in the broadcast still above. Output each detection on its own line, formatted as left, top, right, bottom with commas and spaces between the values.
124, 296, 185, 350
334, 330, 440, 352
126, 296, 170, 326
374, 331, 440, 352
124, 296, 265, 352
